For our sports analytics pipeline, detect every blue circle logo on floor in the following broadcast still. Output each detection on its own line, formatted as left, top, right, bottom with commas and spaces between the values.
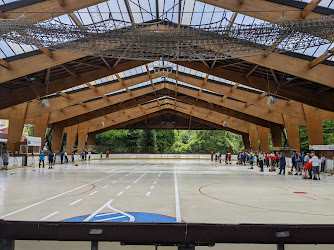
62, 212, 178, 222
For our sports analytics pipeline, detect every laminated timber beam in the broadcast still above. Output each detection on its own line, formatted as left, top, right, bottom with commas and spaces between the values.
176, 61, 334, 112
51, 94, 162, 128
200, 0, 325, 23
6, 72, 162, 121
167, 72, 307, 121
169, 101, 249, 133
301, 0, 322, 19
0, 60, 147, 110
1, 0, 106, 21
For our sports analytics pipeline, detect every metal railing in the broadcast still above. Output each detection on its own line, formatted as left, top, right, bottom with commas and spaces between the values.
1, 221, 334, 250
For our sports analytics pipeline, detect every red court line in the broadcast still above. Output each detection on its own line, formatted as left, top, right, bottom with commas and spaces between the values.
199, 184, 334, 217
314, 195, 330, 201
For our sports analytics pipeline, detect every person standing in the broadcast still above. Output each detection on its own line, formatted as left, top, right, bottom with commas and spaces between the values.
211, 151, 214, 162
100, 152, 103, 161
291, 152, 296, 171
310, 153, 320, 180
2, 151, 9, 170
84, 151, 87, 161
320, 154, 326, 172
64, 151, 68, 163
60, 152, 64, 164
106, 151, 110, 160
249, 153, 254, 169
48, 152, 54, 169
258, 151, 264, 172
295, 153, 303, 175
228, 152, 232, 164
81, 151, 84, 161
88, 150, 91, 161
39, 151, 45, 168
265, 152, 270, 168
278, 152, 286, 175
71, 152, 75, 163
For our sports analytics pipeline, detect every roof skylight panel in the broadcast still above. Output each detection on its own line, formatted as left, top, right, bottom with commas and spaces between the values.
158, 0, 165, 19
181, 0, 195, 25
190, 1, 205, 26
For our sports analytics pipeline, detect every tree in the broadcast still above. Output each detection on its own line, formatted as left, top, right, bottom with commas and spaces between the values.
137, 130, 157, 153
156, 130, 176, 152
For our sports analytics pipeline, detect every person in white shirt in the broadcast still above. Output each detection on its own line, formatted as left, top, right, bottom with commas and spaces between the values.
258, 151, 264, 172
320, 154, 326, 172
304, 153, 310, 164
88, 151, 92, 161
310, 153, 320, 180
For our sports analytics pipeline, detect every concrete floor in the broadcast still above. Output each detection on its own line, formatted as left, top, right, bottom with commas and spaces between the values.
1, 159, 334, 249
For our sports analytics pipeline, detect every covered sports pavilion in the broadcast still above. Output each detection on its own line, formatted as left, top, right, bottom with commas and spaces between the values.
0, 0, 334, 249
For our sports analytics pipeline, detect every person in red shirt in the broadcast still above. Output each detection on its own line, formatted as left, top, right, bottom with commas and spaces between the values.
275, 152, 280, 167
106, 151, 110, 159
264, 153, 270, 168
211, 152, 214, 162
228, 152, 232, 164
305, 162, 313, 179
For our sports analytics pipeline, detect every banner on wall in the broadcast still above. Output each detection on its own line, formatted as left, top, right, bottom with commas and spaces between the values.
309, 145, 334, 150
26, 136, 41, 147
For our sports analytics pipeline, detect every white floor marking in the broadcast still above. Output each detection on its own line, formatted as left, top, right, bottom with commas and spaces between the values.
96, 215, 126, 222
153, 181, 157, 184
89, 191, 98, 196
102, 185, 109, 189
112, 181, 117, 184
95, 212, 117, 217
133, 172, 147, 184
158, 171, 162, 177
0, 164, 141, 219
174, 164, 182, 222
69, 199, 82, 206
156, 178, 159, 181
119, 177, 123, 180
40, 211, 59, 221
84, 199, 134, 222
125, 185, 131, 190
146, 192, 151, 196
150, 185, 154, 190
117, 191, 124, 196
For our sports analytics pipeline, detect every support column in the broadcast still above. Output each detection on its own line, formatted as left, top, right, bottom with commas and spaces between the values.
52, 121, 65, 153
270, 124, 282, 148
303, 104, 324, 146
64, 124, 78, 153
33, 113, 49, 149
249, 125, 259, 152
257, 126, 270, 153
283, 114, 300, 152
87, 132, 97, 149
7, 103, 28, 153
77, 124, 88, 152
242, 133, 251, 151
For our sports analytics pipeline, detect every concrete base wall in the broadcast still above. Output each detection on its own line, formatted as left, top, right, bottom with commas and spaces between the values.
0, 154, 333, 171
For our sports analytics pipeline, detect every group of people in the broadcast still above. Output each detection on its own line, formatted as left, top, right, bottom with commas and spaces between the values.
211, 152, 232, 164
38, 150, 92, 169
291, 152, 326, 180
225, 151, 328, 180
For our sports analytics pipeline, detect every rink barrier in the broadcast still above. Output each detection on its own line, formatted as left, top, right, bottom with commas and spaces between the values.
1, 221, 334, 249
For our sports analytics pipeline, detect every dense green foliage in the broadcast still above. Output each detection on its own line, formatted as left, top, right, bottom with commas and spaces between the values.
96, 129, 243, 153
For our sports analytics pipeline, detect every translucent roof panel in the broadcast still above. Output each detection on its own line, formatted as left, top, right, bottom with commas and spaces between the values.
0, 0, 18, 5
294, 0, 334, 9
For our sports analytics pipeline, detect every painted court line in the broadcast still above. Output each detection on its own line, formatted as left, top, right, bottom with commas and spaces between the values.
150, 185, 154, 190
102, 185, 109, 189
158, 172, 162, 177
117, 191, 124, 197
174, 164, 182, 222
133, 172, 147, 184
125, 185, 131, 190
96, 215, 126, 222
69, 199, 83, 206
89, 191, 98, 196
0, 164, 142, 219
146, 192, 151, 197
153, 181, 157, 184
40, 211, 59, 221
112, 181, 117, 184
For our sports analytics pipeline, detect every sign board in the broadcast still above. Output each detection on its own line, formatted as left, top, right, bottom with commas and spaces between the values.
309, 145, 334, 150
27, 136, 41, 147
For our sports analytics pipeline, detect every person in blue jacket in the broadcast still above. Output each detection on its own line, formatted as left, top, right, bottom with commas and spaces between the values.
278, 152, 286, 175
48, 152, 54, 169
39, 151, 45, 168
249, 153, 254, 169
